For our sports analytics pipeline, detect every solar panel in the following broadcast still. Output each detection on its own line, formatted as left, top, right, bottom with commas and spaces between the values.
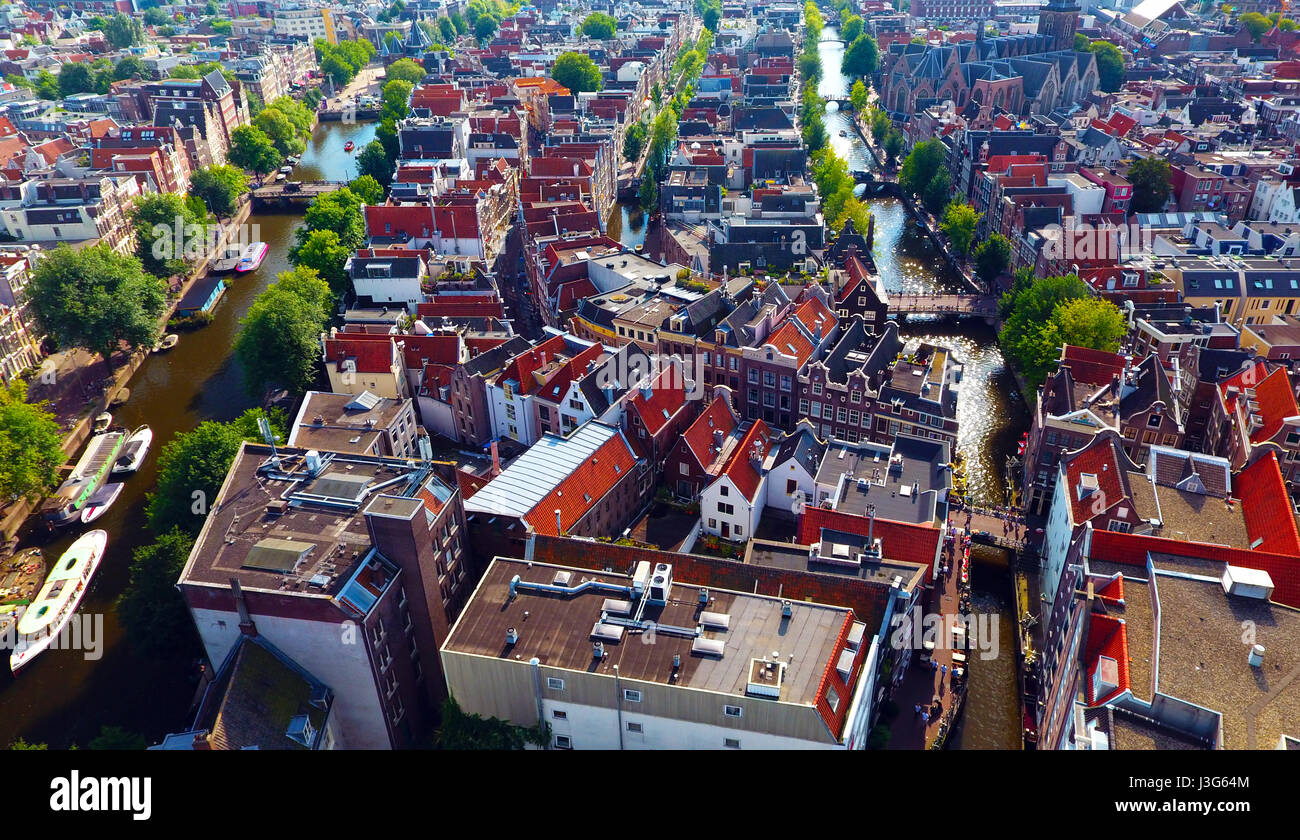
346, 390, 381, 411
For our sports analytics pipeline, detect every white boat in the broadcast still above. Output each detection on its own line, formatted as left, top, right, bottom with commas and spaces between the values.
41, 430, 125, 527
79, 483, 123, 524
154, 333, 179, 353
10, 530, 108, 674
235, 242, 269, 273
92, 412, 112, 433
112, 425, 152, 474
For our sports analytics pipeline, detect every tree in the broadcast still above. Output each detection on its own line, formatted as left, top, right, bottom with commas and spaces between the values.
580, 12, 617, 39
10, 739, 47, 750
320, 53, 353, 88
34, 69, 60, 100
356, 140, 393, 187
474, 14, 499, 42
116, 530, 200, 659
112, 55, 146, 81
385, 57, 426, 85
348, 174, 384, 205
638, 173, 658, 211
228, 125, 280, 177
551, 51, 602, 94
299, 188, 366, 251
27, 244, 166, 365
1240, 11, 1272, 41
381, 79, 413, 121
702, 0, 722, 32
623, 121, 647, 163
235, 267, 334, 398
290, 229, 351, 297
103, 13, 144, 48
1088, 40, 1125, 93
253, 108, 304, 157
842, 34, 880, 77
999, 274, 1091, 386
921, 166, 951, 213
435, 697, 549, 749
438, 16, 456, 41
1127, 156, 1172, 213
189, 164, 248, 217
1048, 296, 1126, 356
940, 202, 980, 256
87, 726, 147, 750
58, 62, 94, 97
842, 14, 864, 43
0, 380, 63, 502
899, 138, 946, 195
131, 192, 209, 277
884, 129, 905, 165
849, 79, 869, 112
449, 10, 468, 34
1074, 32, 1091, 51
264, 97, 314, 137
143, 7, 168, 25
974, 233, 1012, 284
146, 409, 278, 535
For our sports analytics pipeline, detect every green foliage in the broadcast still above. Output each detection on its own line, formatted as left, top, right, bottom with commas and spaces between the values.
435, 697, 550, 749
131, 192, 210, 278
253, 108, 305, 157
623, 120, 647, 163
438, 16, 456, 41
112, 55, 146, 81
940, 201, 980, 256
581, 12, 617, 39
116, 529, 200, 659
315, 38, 376, 87
356, 140, 394, 187
899, 138, 947, 197
27, 244, 166, 363
0, 380, 63, 502
103, 12, 144, 48
146, 409, 280, 535
228, 124, 280, 176
999, 274, 1125, 387
842, 34, 879, 77
297, 188, 366, 252
639, 171, 658, 211
1127, 156, 1172, 213
143, 6, 167, 25
1240, 11, 1272, 41
348, 174, 384, 205
1074, 32, 1091, 51
974, 233, 1012, 284
849, 79, 869, 112
235, 267, 334, 399
58, 62, 94, 97
551, 51, 602, 93
474, 14, 499, 42
385, 57, 426, 85
883, 129, 905, 165
842, 14, 864, 43
290, 229, 351, 297
701, 0, 722, 31
804, 1, 824, 39
10, 739, 47, 750
189, 164, 248, 217
33, 68, 61, 100
1087, 40, 1125, 93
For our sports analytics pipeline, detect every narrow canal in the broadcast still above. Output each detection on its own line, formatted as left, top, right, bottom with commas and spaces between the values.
0, 119, 374, 749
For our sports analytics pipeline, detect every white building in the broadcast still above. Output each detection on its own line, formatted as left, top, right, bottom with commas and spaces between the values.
273, 8, 338, 44
700, 420, 773, 542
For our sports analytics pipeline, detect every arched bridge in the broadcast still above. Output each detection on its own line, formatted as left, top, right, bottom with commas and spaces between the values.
251, 180, 348, 209
886, 293, 999, 320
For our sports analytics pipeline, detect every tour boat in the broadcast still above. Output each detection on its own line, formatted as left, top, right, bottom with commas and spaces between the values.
0, 548, 44, 651
10, 530, 108, 674
235, 242, 269, 273
112, 425, 153, 474
40, 430, 125, 527
154, 333, 179, 353
79, 483, 123, 524
344, 141, 355, 152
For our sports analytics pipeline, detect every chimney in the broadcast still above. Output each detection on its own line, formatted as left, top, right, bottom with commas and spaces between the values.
230, 577, 257, 637
490, 439, 502, 477
865, 212, 875, 252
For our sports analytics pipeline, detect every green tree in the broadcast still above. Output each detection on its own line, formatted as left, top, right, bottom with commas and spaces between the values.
263, 97, 314, 137
580, 12, 617, 39
348, 174, 385, 205
921, 166, 951, 213
551, 51, 602, 93
131, 192, 209, 278
1074, 32, 1091, 51
228, 125, 280, 177
299, 188, 366, 251
253, 108, 305, 157
33, 69, 60, 100
88, 726, 147, 751
438, 16, 456, 41
235, 267, 334, 398
103, 13, 145, 48
701, 0, 722, 31
290, 229, 351, 297
883, 129, 905, 165
356, 140, 394, 187
381, 79, 413, 121
58, 62, 94, 97
189, 164, 248, 217
999, 274, 1091, 386
116, 530, 200, 658
112, 54, 146, 81
899, 138, 947, 196
842, 34, 880, 77
449, 11, 468, 34
0, 380, 64, 502
474, 14, 499, 41
940, 202, 980, 256
10, 739, 47, 750
842, 14, 864, 43
1047, 296, 1126, 356
320, 53, 353, 88
974, 233, 1012, 284
1127, 156, 1172, 213
1240, 11, 1272, 41
435, 697, 549, 749
385, 57, 426, 85
1088, 40, 1125, 93
623, 121, 647, 163
638, 172, 658, 211
27, 244, 166, 366
849, 79, 869, 112
145, 409, 278, 535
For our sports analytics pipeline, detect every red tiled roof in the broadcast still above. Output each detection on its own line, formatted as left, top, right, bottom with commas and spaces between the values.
495, 334, 569, 394
1062, 435, 1128, 526
1237, 452, 1300, 556
797, 507, 942, 582
716, 420, 772, 502
1083, 612, 1130, 705
397, 333, 461, 369
522, 432, 639, 535
627, 365, 687, 436
1062, 344, 1125, 386
764, 318, 814, 366
1220, 361, 1298, 444
323, 336, 395, 374
681, 396, 738, 470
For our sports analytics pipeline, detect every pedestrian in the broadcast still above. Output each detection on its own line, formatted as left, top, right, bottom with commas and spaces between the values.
941, 664, 948, 677
914, 704, 922, 717
921, 710, 929, 724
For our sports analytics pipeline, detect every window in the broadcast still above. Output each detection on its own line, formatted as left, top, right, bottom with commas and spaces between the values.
749, 369, 759, 384
555, 735, 572, 749
735, 525, 743, 536
799, 399, 810, 414
718, 502, 734, 515
1147, 414, 1162, 428
626, 722, 643, 733
764, 371, 776, 388
812, 382, 823, 395
786, 479, 798, 494
547, 677, 565, 691
624, 689, 642, 703
680, 462, 689, 475
552, 710, 568, 720
709, 518, 717, 528
850, 390, 861, 403
724, 737, 741, 749
724, 704, 743, 718
826, 685, 840, 713
720, 485, 729, 497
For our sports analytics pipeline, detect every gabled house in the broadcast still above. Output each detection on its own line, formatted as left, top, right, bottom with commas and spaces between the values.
699, 419, 774, 542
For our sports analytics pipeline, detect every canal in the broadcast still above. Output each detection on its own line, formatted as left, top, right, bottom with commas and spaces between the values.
0, 119, 374, 749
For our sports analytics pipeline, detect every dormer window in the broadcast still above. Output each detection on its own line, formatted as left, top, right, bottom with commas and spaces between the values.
366, 263, 392, 279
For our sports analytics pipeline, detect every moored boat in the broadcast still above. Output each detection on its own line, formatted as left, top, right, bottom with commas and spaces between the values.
112, 425, 152, 474
92, 412, 112, 433
0, 548, 44, 651
235, 242, 269, 273
154, 333, 179, 353
80, 483, 123, 524
40, 430, 125, 527
10, 530, 108, 674
344, 140, 355, 152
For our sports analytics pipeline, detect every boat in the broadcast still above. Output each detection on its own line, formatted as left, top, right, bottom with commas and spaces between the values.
0, 548, 44, 652
838, 129, 848, 137
154, 333, 179, 353
278, 165, 293, 175
210, 245, 243, 275
274, 172, 287, 182
10, 530, 108, 674
79, 483, 123, 524
92, 412, 112, 433
112, 425, 153, 474
344, 141, 355, 152
40, 430, 125, 527
235, 242, 269, 273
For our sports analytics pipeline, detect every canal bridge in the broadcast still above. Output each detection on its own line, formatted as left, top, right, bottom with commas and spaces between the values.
251, 181, 348, 209
886, 293, 999, 321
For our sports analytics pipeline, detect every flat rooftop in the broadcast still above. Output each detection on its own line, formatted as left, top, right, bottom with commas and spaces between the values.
819, 435, 950, 526
287, 391, 410, 455
445, 556, 855, 706
746, 536, 928, 591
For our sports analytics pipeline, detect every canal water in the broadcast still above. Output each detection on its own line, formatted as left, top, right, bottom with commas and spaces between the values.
0, 120, 373, 749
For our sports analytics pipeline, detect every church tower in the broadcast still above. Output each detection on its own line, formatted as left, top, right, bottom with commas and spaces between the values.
1037, 0, 1081, 53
